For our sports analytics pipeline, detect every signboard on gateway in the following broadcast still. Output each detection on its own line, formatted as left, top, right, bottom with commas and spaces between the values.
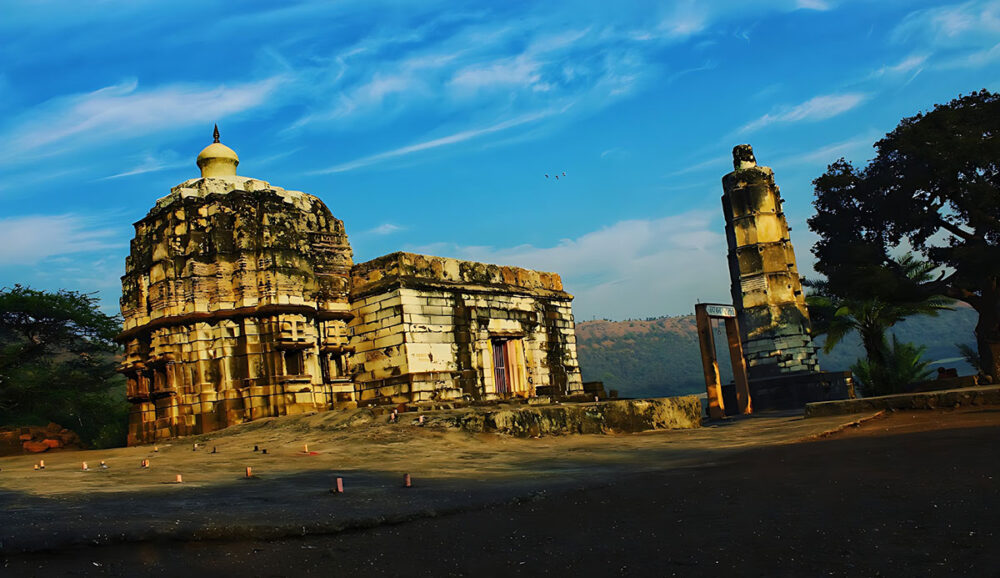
703, 304, 736, 318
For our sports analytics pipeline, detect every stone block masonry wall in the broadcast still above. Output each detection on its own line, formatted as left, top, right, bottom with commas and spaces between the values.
721, 146, 820, 380
349, 253, 583, 404
348, 289, 411, 403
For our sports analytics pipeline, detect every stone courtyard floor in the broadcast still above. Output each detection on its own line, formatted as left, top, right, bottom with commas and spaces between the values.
1, 405, 998, 576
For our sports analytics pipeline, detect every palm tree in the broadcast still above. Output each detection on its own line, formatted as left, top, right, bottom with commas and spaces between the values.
806, 254, 953, 392
852, 336, 934, 396
956, 342, 982, 375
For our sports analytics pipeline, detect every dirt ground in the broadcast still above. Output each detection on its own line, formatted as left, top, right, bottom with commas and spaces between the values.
1, 407, 998, 576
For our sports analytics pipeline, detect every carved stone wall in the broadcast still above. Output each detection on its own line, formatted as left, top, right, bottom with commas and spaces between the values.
119, 176, 354, 445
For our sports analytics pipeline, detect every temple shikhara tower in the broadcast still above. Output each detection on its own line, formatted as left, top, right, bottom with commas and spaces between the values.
721, 144, 820, 379
119, 129, 582, 444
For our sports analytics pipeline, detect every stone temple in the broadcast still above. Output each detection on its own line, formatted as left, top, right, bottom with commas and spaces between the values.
119, 130, 583, 444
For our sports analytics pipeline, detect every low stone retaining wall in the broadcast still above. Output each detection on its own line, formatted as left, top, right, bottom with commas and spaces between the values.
426, 396, 702, 436
804, 386, 1000, 418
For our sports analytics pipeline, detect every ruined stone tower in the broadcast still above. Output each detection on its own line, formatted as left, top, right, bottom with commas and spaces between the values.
119, 128, 355, 444
721, 145, 819, 380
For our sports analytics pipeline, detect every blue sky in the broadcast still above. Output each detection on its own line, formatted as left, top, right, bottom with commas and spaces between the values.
1, 0, 998, 320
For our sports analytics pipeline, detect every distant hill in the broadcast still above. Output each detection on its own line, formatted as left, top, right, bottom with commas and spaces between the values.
576, 306, 980, 399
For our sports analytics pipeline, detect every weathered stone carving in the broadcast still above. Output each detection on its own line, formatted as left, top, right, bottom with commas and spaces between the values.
721, 145, 820, 380
120, 133, 582, 444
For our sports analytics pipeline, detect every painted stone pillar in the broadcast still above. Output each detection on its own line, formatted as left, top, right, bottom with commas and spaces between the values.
721, 145, 819, 380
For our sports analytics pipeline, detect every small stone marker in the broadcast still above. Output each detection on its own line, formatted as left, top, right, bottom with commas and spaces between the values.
403, 473, 412, 488
175, 474, 183, 483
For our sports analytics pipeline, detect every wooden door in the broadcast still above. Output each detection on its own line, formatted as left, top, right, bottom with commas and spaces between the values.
492, 340, 510, 396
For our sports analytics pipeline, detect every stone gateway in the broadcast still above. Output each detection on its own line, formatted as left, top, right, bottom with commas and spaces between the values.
119, 131, 583, 444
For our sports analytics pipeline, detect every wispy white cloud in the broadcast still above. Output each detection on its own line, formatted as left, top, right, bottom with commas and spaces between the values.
1, 1, 876, 181
668, 154, 732, 176
936, 41, 1000, 69
667, 60, 717, 83
98, 151, 187, 180
600, 147, 628, 160
887, 1, 1000, 75
633, 0, 840, 43
290, 20, 647, 135
796, 0, 832, 10
304, 51, 463, 124
309, 110, 559, 174
893, 0, 1000, 47
0, 215, 122, 266
0, 77, 282, 167
867, 53, 928, 79
772, 132, 879, 168
408, 210, 729, 318
741, 92, 867, 133
655, 8, 710, 40
450, 55, 544, 92
366, 223, 406, 235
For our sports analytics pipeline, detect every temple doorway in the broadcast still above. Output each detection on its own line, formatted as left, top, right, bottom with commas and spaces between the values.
491, 337, 528, 398
492, 339, 510, 396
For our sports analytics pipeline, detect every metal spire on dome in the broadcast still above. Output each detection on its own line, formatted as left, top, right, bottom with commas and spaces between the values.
213, 124, 220, 144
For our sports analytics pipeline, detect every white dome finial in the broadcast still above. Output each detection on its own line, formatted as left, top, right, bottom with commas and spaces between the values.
196, 125, 239, 178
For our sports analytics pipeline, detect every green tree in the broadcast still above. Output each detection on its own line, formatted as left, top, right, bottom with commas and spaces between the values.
851, 336, 934, 397
808, 90, 1000, 382
806, 254, 953, 365
0, 285, 127, 448
956, 342, 982, 374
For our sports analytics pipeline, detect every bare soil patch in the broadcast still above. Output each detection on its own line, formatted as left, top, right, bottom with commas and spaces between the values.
2, 408, 997, 576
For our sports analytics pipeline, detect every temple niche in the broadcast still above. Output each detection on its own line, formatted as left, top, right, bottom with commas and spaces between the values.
119, 130, 582, 445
